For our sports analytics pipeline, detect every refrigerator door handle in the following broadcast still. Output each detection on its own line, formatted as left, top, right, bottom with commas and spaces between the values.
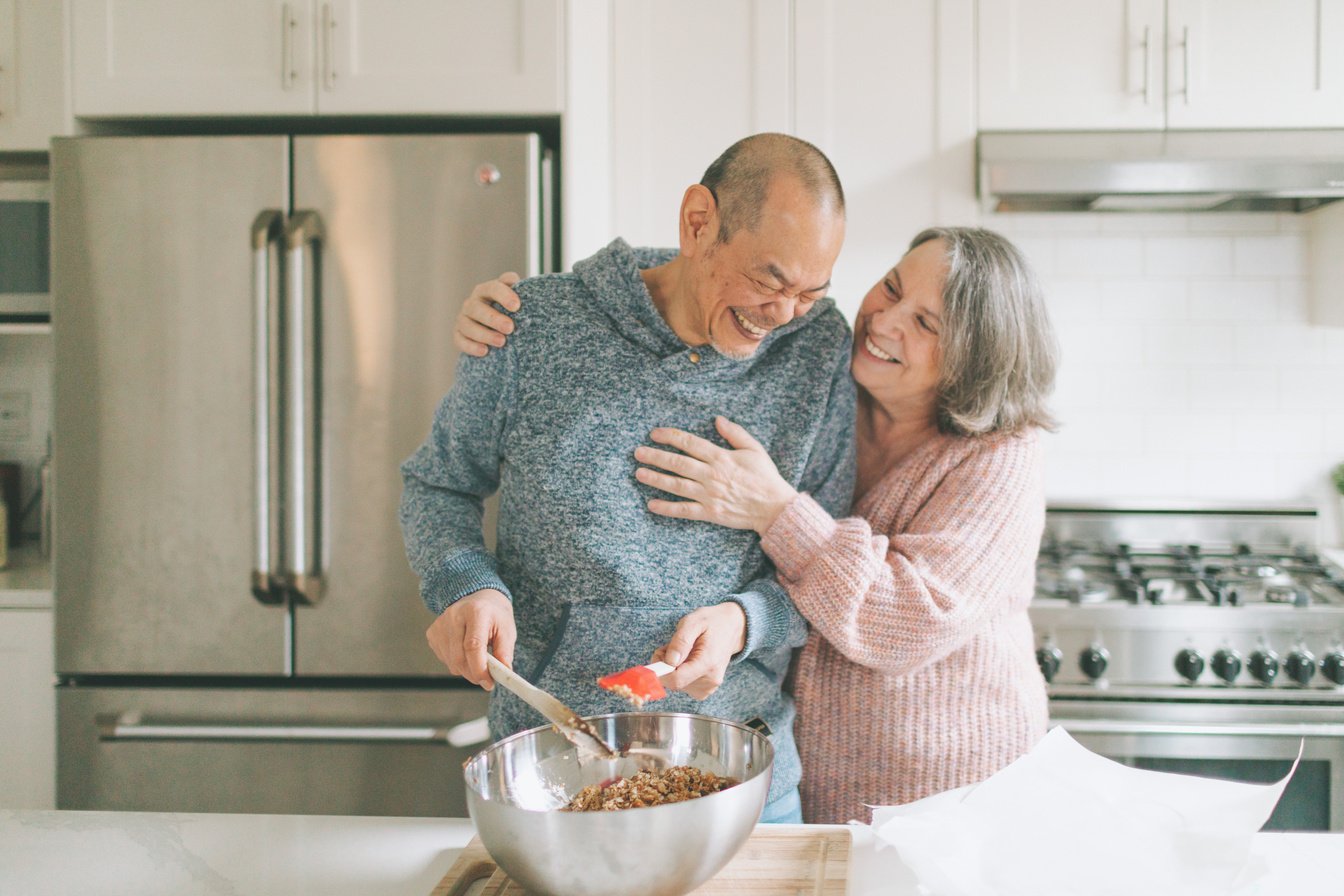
283, 211, 324, 606
250, 211, 286, 606
98, 712, 489, 745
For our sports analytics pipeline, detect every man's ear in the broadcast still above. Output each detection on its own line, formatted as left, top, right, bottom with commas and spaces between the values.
677, 184, 718, 258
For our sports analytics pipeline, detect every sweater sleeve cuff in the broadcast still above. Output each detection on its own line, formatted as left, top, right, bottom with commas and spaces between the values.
730, 586, 793, 656
760, 492, 840, 582
420, 549, 513, 616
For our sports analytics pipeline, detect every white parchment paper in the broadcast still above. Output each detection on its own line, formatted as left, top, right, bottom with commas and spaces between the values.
852, 727, 1301, 896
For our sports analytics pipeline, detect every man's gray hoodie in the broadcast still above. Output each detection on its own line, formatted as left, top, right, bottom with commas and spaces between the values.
400, 238, 855, 805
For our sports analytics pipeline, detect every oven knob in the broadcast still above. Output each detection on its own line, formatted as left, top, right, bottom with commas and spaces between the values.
1036, 644, 1064, 683
1078, 644, 1109, 681
1322, 650, 1344, 686
1174, 647, 1205, 683
1211, 647, 1242, 683
1285, 648, 1317, 686
1248, 648, 1281, 685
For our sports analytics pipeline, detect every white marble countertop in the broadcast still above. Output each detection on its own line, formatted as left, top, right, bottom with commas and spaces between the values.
0, 811, 476, 896
4, 810, 1344, 896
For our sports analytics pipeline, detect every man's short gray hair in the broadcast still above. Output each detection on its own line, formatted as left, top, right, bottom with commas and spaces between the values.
910, 227, 1059, 436
700, 133, 845, 244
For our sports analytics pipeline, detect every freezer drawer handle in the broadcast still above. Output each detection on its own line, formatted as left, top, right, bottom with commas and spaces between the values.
251, 210, 286, 606
98, 713, 489, 746
283, 211, 325, 606
1054, 719, 1344, 738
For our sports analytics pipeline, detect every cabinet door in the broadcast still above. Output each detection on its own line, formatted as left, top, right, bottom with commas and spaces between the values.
316, 0, 562, 114
0, 0, 68, 150
978, 0, 1164, 130
0, 609, 53, 809
71, 0, 315, 117
1166, 0, 1344, 128
609, 0, 791, 246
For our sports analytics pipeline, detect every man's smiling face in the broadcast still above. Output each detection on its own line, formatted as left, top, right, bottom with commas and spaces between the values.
689, 175, 845, 360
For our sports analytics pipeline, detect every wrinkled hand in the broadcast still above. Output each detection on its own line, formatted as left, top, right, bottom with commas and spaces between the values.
634, 416, 798, 535
652, 602, 747, 700
425, 588, 516, 690
453, 272, 521, 357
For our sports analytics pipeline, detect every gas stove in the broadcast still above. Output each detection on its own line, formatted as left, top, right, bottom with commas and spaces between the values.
1029, 504, 1344, 696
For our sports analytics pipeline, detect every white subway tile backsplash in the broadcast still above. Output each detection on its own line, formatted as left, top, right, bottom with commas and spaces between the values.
1232, 413, 1325, 454
1095, 369, 1189, 412
1188, 368, 1277, 410
1041, 279, 1102, 320
1058, 322, 1146, 366
1233, 323, 1324, 366
1187, 213, 1281, 235
1055, 236, 1145, 278
1144, 236, 1233, 277
1184, 453, 1281, 499
1098, 213, 1190, 235
1144, 323, 1235, 366
1276, 214, 1310, 234
1051, 411, 1145, 452
1087, 451, 1193, 497
1097, 280, 1187, 321
1277, 367, 1338, 411
991, 212, 1101, 235
1277, 454, 1338, 500
1011, 223, 1342, 521
1008, 235, 1057, 278
1139, 412, 1226, 453
1233, 235, 1308, 277
1187, 279, 1277, 322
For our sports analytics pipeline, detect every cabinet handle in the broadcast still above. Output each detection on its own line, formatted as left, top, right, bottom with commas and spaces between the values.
322, 3, 337, 90
98, 715, 487, 746
250, 211, 286, 606
1139, 26, 1152, 105
283, 211, 325, 607
281, 3, 297, 89
1181, 25, 1191, 105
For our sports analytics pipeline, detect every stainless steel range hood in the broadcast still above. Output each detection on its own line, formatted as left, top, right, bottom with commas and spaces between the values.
979, 130, 1344, 213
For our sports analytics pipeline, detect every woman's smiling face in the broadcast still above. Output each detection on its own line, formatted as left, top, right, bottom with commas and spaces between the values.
852, 238, 948, 418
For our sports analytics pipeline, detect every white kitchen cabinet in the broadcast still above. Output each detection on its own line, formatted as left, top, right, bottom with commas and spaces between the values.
0, 0, 69, 151
0, 597, 54, 809
317, 0, 562, 115
978, 0, 1165, 131
562, 0, 956, 313
604, 0, 790, 249
978, 0, 1344, 130
71, 0, 562, 118
1164, 0, 1344, 129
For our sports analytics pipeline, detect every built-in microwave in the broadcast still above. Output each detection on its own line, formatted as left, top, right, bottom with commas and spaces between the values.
0, 179, 50, 316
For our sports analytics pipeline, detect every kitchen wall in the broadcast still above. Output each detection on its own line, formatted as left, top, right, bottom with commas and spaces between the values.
989, 211, 1344, 545
586, 0, 1344, 546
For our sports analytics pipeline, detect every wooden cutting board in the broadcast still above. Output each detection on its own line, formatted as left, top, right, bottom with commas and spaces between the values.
430, 824, 851, 896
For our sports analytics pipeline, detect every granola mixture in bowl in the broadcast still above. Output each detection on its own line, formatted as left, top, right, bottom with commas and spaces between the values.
564, 766, 738, 811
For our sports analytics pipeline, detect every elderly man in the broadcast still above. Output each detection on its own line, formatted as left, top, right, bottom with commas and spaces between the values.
399, 133, 854, 823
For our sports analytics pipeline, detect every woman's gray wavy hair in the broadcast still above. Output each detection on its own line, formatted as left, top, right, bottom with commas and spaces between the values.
909, 227, 1059, 436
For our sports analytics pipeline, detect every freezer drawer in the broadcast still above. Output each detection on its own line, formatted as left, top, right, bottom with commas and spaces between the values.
58, 685, 489, 817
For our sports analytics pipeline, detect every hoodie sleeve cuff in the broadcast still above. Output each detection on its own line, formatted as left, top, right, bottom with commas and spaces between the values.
730, 579, 803, 656
760, 492, 840, 583
420, 550, 513, 616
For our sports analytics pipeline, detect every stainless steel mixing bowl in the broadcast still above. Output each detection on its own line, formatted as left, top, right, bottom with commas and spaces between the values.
463, 712, 774, 896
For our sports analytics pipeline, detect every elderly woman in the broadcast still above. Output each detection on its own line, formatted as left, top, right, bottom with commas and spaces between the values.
455, 227, 1059, 824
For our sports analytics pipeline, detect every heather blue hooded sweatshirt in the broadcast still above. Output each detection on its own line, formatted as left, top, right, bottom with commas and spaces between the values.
400, 238, 855, 804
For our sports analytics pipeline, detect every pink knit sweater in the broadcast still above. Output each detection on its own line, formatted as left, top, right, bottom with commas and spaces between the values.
760, 428, 1048, 824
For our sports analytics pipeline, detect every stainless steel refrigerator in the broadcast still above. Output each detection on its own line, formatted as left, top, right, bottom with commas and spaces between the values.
51, 134, 551, 816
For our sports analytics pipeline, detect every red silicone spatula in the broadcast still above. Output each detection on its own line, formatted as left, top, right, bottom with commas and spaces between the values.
597, 661, 675, 707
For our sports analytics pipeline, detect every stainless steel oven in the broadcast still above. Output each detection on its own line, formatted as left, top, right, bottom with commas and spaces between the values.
1030, 504, 1344, 832
1050, 692, 1344, 831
